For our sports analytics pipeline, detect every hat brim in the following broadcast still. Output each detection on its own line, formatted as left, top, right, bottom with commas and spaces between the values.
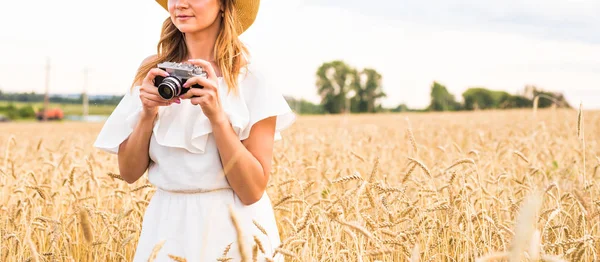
154, 0, 259, 35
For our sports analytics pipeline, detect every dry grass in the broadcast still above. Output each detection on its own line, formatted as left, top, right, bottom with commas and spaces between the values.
1, 108, 599, 261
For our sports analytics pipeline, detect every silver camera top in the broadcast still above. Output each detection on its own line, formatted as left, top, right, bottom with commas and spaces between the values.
157, 62, 207, 78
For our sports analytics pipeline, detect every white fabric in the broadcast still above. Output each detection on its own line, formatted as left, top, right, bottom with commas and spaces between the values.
93, 61, 295, 261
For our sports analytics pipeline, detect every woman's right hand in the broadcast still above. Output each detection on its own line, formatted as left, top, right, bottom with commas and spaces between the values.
140, 68, 181, 116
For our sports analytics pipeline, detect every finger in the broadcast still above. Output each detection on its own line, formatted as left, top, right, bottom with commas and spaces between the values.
140, 85, 160, 97
144, 68, 170, 84
190, 96, 206, 106
142, 96, 171, 107
183, 76, 215, 90
187, 59, 217, 80
141, 92, 175, 103
178, 91, 193, 100
179, 87, 209, 100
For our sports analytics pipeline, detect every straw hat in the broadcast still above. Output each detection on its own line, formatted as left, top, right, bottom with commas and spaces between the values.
154, 0, 260, 35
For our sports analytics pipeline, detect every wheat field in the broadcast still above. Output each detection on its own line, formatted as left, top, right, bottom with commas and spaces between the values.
0, 108, 599, 261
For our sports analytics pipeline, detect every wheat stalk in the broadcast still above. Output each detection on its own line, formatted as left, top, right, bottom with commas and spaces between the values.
408, 157, 432, 178
168, 254, 187, 262
508, 191, 543, 262
406, 117, 418, 154
148, 240, 166, 262
229, 205, 249, 262
77, 208, 93, 244
445, 158, 476, 172
332, 172, 363, 184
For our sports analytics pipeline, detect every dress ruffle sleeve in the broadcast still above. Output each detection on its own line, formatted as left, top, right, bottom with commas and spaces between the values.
94, 62, 296, 155
146, 62, 297, 153
236, 64, 297, 141
93, 86, 145, 154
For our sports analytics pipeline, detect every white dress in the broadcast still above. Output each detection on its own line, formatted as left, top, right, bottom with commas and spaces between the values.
93, 61, 296, 262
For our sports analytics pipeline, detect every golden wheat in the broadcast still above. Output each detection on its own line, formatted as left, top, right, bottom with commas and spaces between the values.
0, 109, 599, 261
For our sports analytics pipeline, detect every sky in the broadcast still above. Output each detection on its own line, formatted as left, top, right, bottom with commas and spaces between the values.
0, 0, 599, 109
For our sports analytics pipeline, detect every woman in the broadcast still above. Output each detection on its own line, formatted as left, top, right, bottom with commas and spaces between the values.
93, 0, 296, 261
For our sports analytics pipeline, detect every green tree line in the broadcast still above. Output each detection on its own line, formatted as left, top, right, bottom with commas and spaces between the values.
427, 81, 571, 112
0, 60, 571, 117
0, 90, 123, 105
311, 60, 570, 114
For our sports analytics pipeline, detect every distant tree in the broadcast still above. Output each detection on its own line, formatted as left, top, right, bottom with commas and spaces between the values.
353, 68, 386, 113
18, 105, 36, 118
4, 103, 19, 119
391, 103, 410, 112
316, 60, 356, 114
500, 95, 533, 109
315, 61, 387, 114
284, 96, 325, 115
428, 81, 461, 111
462, 88, 496, 110
462, 85, 571, 110
528, 85, 571, 108
491, 90, 511, 108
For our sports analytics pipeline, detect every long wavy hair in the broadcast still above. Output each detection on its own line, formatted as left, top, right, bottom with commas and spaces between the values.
132, 0, 249, 96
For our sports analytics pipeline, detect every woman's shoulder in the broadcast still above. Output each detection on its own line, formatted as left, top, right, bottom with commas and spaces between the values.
238, 64, 270, 99
237, 57, 287, 104
130, 54, 158, 87
141, 54, 158, 64
138, 54, 158, 72
240, 55, 268, 85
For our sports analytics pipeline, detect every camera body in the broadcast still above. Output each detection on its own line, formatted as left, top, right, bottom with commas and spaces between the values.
153, 62, 207, 100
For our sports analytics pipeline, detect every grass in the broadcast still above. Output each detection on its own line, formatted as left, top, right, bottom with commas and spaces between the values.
0, 108, 598, 261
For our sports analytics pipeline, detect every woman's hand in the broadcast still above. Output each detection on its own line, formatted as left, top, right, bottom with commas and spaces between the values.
139, 68, 181, 116
179, 59, 228, 124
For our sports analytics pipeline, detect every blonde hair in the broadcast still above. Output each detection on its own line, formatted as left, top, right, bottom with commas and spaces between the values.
132, 0, 249, 96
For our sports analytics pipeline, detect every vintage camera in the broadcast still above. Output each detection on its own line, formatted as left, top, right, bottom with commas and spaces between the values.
153, 62, 207, 100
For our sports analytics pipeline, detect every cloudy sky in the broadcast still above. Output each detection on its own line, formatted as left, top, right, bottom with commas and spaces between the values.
1, 0, 599, 109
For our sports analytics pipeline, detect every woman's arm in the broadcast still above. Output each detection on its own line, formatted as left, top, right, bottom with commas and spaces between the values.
116, 55, 172, 184
211, 115, 277, 205
117, 111, 157, 184
178, 58, 278, 205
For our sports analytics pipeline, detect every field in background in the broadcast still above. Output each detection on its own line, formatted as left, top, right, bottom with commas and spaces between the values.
0, 101, 116, 117
0, 109, 599, 261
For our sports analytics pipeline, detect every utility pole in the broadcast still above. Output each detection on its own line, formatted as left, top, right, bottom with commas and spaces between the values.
82, 67, 89, 120
43, 57, 51, 122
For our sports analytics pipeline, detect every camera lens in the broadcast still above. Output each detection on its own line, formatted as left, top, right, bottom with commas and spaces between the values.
157, 77, 181, 100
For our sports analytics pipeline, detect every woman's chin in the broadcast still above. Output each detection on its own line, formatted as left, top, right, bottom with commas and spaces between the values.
175, 25, 200, 34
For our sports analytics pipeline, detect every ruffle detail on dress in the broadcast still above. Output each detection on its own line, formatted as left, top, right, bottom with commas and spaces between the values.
94, 63, 296, 155
150, 76, 253, 154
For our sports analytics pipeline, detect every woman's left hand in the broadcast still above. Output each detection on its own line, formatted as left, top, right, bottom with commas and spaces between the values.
179, 59, 228, 125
